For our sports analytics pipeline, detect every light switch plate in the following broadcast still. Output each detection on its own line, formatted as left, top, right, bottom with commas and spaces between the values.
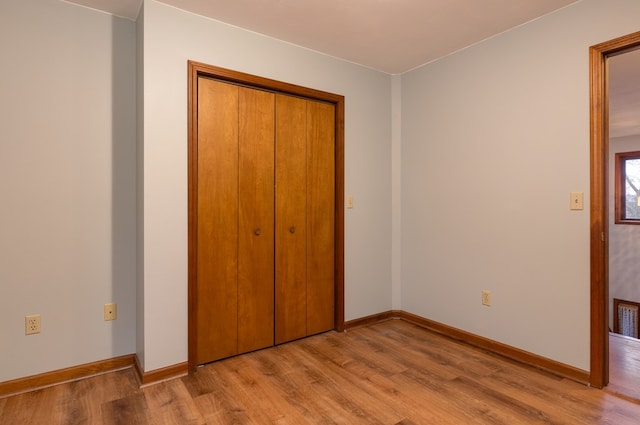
347, 195, 354, 209
570, 192, 584, 210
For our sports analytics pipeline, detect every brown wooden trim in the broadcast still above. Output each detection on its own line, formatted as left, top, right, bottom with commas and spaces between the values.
344, 311, 399, 329
589, 37, 608, 389
134, 357, 188, 386
187, 61, 344, 104
334, 96, 346, 332
589, 31, 640, 389
0, 354, 135, 398
397, 311, 589, 384
346, 310, 589, 385
187, 60, 199, 373
187, 61, 346, 370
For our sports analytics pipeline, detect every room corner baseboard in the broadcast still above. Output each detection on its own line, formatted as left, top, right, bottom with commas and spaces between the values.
346, 310, 589, 385
134, 356, 188, 387
0, 354, 136, 398
343, 310, 400, 329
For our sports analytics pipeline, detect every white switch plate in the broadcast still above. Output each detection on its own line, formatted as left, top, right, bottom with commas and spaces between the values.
347, 195, 354, 209
570, 192, 584, 210
481, 290, 491, 307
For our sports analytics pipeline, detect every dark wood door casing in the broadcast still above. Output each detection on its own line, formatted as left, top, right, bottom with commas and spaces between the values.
589, 31, 640, 388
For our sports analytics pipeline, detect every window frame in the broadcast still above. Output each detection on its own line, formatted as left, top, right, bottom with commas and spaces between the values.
615, 150, 640, 224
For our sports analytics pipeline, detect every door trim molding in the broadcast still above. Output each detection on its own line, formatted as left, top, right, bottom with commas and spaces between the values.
589, 31, 640, 388
187, 61, 345, 372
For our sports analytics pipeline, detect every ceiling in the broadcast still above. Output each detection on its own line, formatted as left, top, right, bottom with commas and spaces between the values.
66, 0, 580, 74
64, 0, 639, 137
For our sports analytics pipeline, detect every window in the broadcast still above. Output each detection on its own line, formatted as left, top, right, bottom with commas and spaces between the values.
615, 150, 640, 223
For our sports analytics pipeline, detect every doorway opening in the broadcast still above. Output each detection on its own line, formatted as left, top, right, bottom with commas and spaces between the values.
590, 31, 640, 389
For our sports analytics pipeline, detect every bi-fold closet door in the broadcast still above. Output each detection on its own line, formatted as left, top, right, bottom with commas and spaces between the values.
196, 77, 335, 365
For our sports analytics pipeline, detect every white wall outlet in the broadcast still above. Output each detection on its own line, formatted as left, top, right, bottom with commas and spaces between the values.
481, 290, 491, 307
104, 303, 117, 321
25, 314, 41, 335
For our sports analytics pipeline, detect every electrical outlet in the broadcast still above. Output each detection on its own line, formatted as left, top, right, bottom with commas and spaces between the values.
104, 303, 117, 321
481, 290, 491, 307
25, 314, 41, 335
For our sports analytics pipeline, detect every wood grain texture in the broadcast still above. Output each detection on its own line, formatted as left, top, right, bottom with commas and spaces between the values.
275, 93, 308, 344
306, 100, 335, 336
196, 77, 240, 364
237, 86, 275, 354
396, 311, 590, 384
333, 97, 346, 333
606, 332, 640, 403
0, 355, 135, 398
187, 61, 346, 369
134, 360, 188, 386
3, 320, 640, 424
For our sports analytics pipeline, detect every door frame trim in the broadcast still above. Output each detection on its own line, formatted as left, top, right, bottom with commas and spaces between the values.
187, 61, 345, 372
589, 31, 640, 388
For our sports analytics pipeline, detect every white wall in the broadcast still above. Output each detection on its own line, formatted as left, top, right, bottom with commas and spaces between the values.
391, 75, 403, 310
401, 0, 640, 371
6, 0, 640, 382
0, 0, 137, 382
609, 135, 640, 328
138, 0, 393, 371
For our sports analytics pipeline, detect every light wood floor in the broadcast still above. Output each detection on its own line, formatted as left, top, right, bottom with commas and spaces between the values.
3, 320, 640, 424
607, 332, 640, 402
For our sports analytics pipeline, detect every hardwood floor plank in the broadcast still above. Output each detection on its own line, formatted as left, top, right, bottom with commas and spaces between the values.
245, 346, 360, 424
207, 354, 311, 425
59, 379, 103, 425
361, 320, 499, 380
479, 366, 598, 424
374, 320, 501, 378
0, 385, 66, 425
182, 365, 222, 399
451, 375, 555, 423
296, 340, 476, 423
143, 379, 205, 425
4, 320, 640, 424
288, 341, 405, 424
101, 393, 150, 425
286, 333, 444, 423
190, 363, 254, 425
607, 333, 640, 401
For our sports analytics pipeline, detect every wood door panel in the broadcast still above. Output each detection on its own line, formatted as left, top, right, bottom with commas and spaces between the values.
306, 100, 335, 335
190, 63, 345, 371
238, 87, 275, 353
275, 94, 308, 344
196, 77, 239, 363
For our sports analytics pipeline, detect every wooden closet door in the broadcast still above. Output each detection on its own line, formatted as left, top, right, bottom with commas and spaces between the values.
306, 100, 335, 335
197, 79, 275, 364
237, 87, 275, 353
196, 77, 239, 364
275, 95, 335, 343
275, 94, 308, 344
